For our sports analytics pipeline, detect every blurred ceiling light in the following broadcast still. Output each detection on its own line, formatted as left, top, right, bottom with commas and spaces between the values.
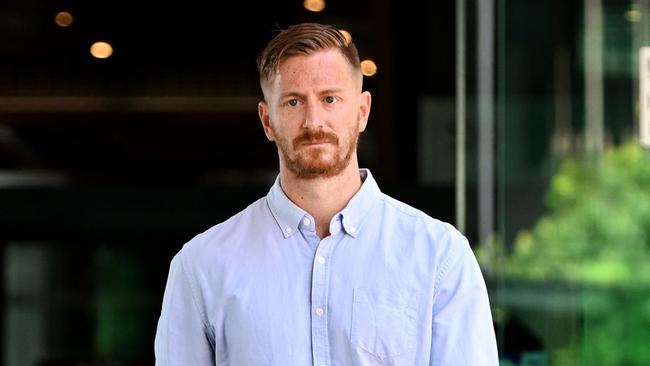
304, 0, 325, 12
55, 11, 74, 27
90, 41, 113, 59
339, 29, 353, 45
360, 59, 378, 77
626, 4, 642, 22
625, 9, 642, 22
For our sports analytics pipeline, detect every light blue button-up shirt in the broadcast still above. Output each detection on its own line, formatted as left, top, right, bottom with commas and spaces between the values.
155, 169, 498, 366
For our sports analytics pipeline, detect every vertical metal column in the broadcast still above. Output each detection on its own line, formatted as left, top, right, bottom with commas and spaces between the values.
639, 48, 650, 147
477, 0, 495, 245
456, 0, 467, 233
635, 0, 650, 147
584, 0, 604, 153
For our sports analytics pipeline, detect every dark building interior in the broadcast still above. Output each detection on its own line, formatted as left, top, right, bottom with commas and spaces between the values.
1, 1, 459, 364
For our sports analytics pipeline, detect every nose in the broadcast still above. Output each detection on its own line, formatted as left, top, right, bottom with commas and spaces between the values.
303, 99, 323, 129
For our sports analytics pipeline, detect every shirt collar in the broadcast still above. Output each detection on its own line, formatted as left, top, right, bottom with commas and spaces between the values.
266, 169, 381, 239
338, 169, 381, 237
267, 175, 307, 238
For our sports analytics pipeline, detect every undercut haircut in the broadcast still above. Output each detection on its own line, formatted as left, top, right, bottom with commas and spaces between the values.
257, 23, 361, 89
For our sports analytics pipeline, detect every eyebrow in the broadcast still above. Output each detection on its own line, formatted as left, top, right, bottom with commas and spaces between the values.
279, 89, 345, 100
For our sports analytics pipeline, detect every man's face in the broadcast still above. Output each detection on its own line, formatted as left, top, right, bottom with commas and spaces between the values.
258, 49, 371, 179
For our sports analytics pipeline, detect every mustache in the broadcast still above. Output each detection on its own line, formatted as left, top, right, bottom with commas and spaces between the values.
293, 130, 339, 148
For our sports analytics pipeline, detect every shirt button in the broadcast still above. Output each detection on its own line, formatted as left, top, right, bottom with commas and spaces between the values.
315, 307, 324, 316
317, 256, 325, 264
303, 218, 311, 226
285, 227, 293, 234
349, 226, 356, 233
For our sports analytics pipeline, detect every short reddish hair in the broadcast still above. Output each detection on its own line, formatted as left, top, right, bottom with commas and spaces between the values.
257, 23, 361, 88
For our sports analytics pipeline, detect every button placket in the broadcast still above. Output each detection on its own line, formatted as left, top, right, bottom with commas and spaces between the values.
310, 236, 334, 366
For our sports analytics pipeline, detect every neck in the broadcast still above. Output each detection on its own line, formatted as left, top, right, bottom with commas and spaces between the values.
279, 162, 362, 239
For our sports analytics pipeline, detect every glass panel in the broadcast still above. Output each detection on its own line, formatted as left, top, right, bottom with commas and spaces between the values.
2, 242, 163, 365
465, 0, 650, 364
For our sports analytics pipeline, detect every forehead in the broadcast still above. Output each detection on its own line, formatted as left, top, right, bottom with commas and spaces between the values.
280, 49, 349, 71
272, 49, 358, 90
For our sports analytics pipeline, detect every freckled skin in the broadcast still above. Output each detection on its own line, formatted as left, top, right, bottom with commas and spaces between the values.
258, 49, 370, 179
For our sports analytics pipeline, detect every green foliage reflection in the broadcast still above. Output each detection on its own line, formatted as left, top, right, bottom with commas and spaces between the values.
480, 141, 650, 285
478, 141, 650, 365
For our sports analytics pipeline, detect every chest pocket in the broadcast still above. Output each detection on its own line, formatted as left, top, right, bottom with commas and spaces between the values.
350, 287, 419, 360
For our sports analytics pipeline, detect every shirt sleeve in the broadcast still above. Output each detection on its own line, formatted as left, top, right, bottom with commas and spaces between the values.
430, 235, 499, 365
155, 251, 215, 366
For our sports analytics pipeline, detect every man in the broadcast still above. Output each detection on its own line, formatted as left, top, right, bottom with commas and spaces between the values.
155, 23, 498, 365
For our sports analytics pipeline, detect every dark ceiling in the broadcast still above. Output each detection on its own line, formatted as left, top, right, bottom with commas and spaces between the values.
0, 0, 454, 186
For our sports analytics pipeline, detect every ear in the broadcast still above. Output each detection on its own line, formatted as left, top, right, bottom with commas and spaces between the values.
258, 100, 275, 141
357, 91, 372, 133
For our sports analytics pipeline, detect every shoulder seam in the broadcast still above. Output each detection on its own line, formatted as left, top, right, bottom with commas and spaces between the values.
378, 193, 427, 219
433, 230, 466, 299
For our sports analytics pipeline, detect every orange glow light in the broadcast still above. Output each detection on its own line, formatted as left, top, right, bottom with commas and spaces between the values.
339, 29, 352, 45
90, 41, 113, 59
55, 11, 74, 27
360, 59, 378, 77
304, 0, 325, 12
